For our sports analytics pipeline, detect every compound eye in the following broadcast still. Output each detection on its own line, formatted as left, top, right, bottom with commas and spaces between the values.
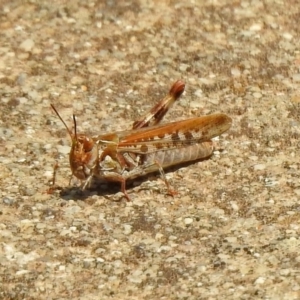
78, 136, 94, 152
84, 138, 94, 152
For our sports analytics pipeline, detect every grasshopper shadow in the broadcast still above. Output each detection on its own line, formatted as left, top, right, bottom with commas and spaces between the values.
57, 154, 216, 201
58, 182, 123, 202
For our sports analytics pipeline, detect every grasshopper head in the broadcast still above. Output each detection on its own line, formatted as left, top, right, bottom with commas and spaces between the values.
51, 105, 98, 181
69, 133, 98, 180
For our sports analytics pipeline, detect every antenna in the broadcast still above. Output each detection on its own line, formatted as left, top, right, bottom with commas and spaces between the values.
73, 114, 78, 141
50, 104, 74, 139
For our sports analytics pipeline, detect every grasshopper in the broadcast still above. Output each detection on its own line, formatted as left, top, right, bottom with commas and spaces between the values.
51, 80, 232, 200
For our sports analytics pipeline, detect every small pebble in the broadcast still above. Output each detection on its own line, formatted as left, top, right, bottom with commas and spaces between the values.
292, 74, 300, 82
254, 277, 266, 285
19, 39, 35, 52
254, 164, 266, 171
3, 197, 15, 205
184, 218, 193, 225
57, 145, 70, 155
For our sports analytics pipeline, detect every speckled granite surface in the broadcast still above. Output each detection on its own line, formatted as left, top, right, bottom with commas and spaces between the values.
1, 1, 300, 299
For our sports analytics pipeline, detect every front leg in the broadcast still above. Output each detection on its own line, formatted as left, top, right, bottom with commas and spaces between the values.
100, 147, 135, 171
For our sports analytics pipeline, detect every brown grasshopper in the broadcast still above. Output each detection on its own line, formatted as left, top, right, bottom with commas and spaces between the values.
51, 80, 232, 200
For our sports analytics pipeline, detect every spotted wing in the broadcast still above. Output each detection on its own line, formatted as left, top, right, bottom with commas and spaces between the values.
117, 114, 232, 154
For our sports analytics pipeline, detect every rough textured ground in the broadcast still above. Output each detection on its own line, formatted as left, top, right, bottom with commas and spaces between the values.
1, 0, 300, 299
